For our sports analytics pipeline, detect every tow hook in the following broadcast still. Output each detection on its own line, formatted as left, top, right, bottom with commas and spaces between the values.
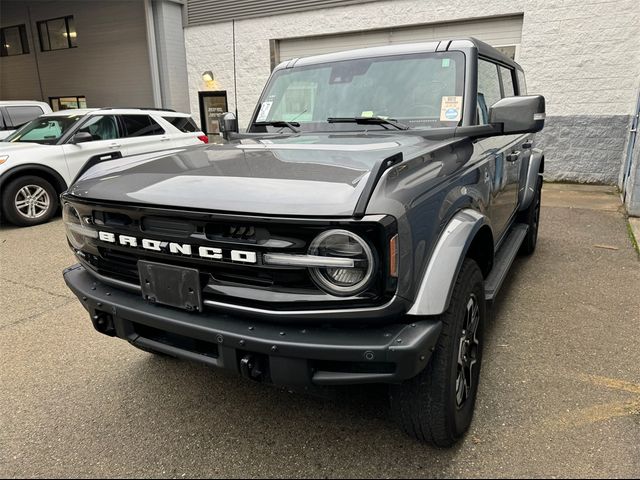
239, 354, 266, 382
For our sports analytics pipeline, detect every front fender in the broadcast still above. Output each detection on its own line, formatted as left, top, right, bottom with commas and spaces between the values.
406, 209, 490, 316
518, 148, 543, 211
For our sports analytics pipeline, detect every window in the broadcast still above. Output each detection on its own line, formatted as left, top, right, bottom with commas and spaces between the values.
517, 70, 527, 95
120, 115, 165, 137
6, 106, 45, 128
477, 60, 502, 125
6, 115, 82, 144
164, 116, 198, 133
77, 115, 119, 141
50, 96, 87, 111
499, 66, 515, 97
254, 52, 465, 132
37, 16, 77, 51
1, 24, 29, 56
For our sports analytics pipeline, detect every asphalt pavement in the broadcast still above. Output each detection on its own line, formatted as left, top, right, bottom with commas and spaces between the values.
1, 184, 639, 478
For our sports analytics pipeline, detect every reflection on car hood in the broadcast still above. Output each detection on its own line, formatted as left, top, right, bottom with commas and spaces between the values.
69, 133, 450, 216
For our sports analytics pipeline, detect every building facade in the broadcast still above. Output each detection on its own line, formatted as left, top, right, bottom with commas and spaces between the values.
0, 0, 190, 112
1, 0, 639, 213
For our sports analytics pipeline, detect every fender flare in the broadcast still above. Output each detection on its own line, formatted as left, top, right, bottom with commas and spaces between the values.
518, 148, 544, 211
406, 209, 490, 316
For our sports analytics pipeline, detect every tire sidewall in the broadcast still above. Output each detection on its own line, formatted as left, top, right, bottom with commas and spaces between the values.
2, 176, 58, 227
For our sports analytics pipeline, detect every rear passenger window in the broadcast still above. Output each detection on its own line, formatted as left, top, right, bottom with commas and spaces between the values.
120, 115, 165, 137
6, 106, 44, 128
500, 67, 515, 97
164, 116, 198, 133
477, 60, 502, 124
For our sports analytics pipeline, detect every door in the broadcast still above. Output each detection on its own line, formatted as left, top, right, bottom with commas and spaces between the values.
116, 114, 172, 156
61, 115, 124, 181
476, 59, 523, 241
198, 91, 228, 137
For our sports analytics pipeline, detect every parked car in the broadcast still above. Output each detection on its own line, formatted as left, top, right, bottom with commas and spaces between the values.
0, 101, 53, 140
0, 108, 207, 226
61, 38, 545, 446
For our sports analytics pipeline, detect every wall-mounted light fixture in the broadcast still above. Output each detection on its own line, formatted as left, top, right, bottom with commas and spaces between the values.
202, 71, 214, 83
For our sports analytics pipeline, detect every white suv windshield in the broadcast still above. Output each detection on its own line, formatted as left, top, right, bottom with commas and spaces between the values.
252, 51, 465, 132
7, 115, 83, 144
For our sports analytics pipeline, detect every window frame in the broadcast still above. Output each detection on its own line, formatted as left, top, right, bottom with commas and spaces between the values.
37, 15, 77, 52
0, 24, 30, 57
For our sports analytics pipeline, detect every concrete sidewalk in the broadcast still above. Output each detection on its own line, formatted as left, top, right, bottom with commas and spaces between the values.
0, 183, 639, 478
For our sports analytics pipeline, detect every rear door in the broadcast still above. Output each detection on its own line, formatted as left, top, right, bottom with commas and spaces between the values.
61, 114, 124, 181
116, 114, 172, 156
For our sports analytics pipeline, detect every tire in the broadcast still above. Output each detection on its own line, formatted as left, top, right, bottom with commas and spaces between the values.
389, 259, 485, 447
518, 174, 543, 255
1, 175, 58, 227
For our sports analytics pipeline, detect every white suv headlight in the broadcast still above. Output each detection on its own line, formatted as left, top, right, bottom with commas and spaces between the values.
308, 229, 375, 296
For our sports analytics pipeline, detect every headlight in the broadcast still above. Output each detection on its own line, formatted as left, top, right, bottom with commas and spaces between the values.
63, 203, 96, 249
308, 229, 375, 296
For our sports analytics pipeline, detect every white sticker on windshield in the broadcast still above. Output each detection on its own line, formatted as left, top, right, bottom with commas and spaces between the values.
256, 101, 273, 122
440, 96, 463, 122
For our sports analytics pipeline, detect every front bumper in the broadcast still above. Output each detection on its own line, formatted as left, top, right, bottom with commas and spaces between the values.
64, 264, 442, 386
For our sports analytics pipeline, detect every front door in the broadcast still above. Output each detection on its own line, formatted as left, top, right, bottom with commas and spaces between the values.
61, 115, 124, 181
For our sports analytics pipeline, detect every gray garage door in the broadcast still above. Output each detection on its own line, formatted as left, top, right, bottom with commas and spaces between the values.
276, 15, 523, 64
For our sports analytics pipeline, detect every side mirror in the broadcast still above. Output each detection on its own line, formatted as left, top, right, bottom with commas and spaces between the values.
218, 112, 238, 141
489, 95, 546, 134
70, 131, 94, 144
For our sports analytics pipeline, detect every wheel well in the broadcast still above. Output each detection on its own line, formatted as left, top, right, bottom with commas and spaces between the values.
465, 225, 494, 278
0, 167, 68, 197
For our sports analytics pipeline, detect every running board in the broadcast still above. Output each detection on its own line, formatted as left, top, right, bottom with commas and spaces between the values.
484, 223, 529, 302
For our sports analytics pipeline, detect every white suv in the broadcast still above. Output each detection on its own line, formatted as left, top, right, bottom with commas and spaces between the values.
0, 108, 207, 226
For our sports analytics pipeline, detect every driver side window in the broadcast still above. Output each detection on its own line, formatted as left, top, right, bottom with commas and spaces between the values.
477, 60, 502, 125
77, 115, 119, 141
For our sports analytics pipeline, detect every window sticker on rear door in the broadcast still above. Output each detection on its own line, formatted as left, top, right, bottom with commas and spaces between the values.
256, 101, 273, 122
440, 96, 463, 122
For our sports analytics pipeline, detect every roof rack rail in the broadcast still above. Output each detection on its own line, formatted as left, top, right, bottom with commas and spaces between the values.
97, 107, 177, 112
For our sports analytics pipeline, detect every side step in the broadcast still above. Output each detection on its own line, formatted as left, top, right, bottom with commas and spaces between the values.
484, 223, 529, 302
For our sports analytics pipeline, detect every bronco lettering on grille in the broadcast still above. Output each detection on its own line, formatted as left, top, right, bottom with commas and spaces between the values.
97, 231, 258, 263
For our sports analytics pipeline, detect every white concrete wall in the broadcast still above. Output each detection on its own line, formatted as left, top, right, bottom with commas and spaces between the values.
184, 0, 640, 125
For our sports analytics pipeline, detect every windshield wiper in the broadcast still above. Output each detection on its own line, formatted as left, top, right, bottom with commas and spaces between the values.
326, 117, 410, 130
253, 120, 300, 133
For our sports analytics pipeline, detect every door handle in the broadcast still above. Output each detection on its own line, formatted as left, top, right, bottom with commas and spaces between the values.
160, 136, 170, 141
108, 143, 121, 149
522, 141, 533, 149
506, 151, 520, 162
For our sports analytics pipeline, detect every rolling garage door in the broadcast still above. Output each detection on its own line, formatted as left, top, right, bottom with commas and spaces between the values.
276, 15, 523, 64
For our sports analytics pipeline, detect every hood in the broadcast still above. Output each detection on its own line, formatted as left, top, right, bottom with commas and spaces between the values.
68, 133, 448, 217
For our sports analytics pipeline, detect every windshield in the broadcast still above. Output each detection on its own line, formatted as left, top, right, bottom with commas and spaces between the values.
251, 51, 465, 133
6, 115, 83, 144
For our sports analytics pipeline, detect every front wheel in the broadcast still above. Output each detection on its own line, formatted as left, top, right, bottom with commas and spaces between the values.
389, 259, 485, 447
1, 175, 58, 227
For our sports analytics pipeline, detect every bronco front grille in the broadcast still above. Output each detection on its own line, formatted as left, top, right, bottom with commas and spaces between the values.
72, 202, 395, 311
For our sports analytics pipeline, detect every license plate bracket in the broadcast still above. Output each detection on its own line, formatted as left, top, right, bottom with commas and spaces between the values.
138, 260, 202, 312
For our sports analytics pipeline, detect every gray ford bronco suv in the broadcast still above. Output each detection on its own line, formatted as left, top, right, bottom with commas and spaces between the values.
62, 38, 545, 446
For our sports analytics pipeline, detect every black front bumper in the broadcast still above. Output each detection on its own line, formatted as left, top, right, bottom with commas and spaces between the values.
64, 264, 442, 386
